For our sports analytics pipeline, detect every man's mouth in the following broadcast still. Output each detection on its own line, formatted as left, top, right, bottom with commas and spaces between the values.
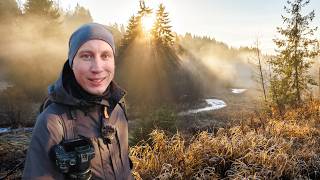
88, 77, 106, 84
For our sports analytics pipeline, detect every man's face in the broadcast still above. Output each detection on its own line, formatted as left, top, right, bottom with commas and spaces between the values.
72, 39, 115, 95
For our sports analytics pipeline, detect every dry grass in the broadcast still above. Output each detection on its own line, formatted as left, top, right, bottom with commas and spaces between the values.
0, 131, 32, 179
1, 101, 320, 179
130, 100, 320, 179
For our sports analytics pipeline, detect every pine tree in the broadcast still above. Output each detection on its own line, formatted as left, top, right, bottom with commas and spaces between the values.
121, 15, 138, 47
64, 3, 92, 28
24, 0, 60, 36
24, 0, 59, 19
119, 24, 126, 35
137, 0, 152, 17
152, 3, 174, 46
72, 3, 92, 23
0, 0, 21, 20
269, 0, 319, 109
136, 0, 152, 36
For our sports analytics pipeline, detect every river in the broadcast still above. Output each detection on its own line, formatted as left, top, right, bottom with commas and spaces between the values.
178, 88, 247, 115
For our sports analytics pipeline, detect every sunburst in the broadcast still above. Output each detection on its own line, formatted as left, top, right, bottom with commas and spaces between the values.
141, 15, 155, 33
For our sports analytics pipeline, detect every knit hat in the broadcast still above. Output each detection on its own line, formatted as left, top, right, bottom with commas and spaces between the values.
68, 23, 115, 67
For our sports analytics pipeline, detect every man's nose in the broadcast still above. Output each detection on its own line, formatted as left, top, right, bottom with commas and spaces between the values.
90, 56, 104, 73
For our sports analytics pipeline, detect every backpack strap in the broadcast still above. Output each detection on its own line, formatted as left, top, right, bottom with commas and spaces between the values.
39, 97, 78, 140
58, 106, 78, 141
39, 97, 52, 113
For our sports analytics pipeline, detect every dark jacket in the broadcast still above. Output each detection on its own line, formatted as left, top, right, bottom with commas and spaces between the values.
23, 62, 133, 180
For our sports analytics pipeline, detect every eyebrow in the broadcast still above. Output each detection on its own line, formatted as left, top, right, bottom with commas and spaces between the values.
78, 50, 93, 54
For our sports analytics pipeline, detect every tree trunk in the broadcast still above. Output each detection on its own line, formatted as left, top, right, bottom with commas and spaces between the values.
256, 40, 267, 102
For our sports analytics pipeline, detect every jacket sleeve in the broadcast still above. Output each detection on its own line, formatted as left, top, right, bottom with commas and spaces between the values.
23, 112, 64, 180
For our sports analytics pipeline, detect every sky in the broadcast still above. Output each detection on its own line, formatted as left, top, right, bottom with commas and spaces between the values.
23, 0, 320, 54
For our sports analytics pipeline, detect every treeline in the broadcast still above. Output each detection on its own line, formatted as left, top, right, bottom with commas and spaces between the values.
0, 0, 93, 100
178, 33, 257, 61
0, 0, 93, 127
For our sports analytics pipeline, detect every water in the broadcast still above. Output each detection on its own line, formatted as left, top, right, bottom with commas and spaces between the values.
0, 127, 33, 134
231, 88, 247, 94
0, 127, 11, 133
0, 81, 12, 91
179, 98, 227, 115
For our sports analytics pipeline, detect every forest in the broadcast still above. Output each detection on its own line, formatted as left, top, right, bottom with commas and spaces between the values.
0, 0, 320, 179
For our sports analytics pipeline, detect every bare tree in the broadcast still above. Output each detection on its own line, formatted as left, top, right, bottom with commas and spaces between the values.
249, 39, 268, 102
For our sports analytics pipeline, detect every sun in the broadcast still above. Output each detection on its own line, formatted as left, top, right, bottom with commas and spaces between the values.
141, 15, 155, 33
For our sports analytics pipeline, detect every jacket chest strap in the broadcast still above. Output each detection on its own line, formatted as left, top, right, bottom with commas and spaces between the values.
100, 106, 126, 179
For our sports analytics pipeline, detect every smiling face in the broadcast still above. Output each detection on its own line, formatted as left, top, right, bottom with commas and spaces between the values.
72, 39, 115, 95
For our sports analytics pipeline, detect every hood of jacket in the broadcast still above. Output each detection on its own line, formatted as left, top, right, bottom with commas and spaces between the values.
47, 60, 126, 109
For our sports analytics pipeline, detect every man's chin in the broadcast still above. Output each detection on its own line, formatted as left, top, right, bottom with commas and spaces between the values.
86, 88, 107, 96
84, 81, 111, 95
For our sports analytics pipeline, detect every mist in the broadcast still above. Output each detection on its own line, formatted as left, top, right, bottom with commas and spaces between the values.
177, 35, 258, 95
0, 2, 93, 126
0, 5, 93, 102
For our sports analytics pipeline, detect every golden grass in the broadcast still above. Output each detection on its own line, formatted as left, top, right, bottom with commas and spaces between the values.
130, 100, 320, 179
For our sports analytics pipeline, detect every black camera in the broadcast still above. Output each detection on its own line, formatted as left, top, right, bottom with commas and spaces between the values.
52, 137, 95, 180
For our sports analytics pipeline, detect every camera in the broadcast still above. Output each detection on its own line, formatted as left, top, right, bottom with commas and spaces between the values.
52, 137, 95, 180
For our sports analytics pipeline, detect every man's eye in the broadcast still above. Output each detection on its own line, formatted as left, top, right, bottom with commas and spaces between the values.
101, 54, 111, 60
81, 54, 92, 60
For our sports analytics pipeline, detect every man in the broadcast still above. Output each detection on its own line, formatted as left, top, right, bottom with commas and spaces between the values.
23, 23, 133, 179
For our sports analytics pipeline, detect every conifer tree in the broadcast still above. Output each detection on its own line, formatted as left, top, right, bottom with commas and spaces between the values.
137, 0, 152, 17
269, 0, 319, 109
24, 0, 59, 19
0, 0, 21, 20
121, 0, 152, 48
121, 15, 138, 47
24, 0, 60, 36
72, 3, 92, 23
64, 3, 92, 30
152, 3, 174, 46
136, 0, 152, 36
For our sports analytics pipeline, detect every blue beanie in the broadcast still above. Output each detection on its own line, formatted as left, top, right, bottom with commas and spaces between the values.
68, 23, 115, 67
